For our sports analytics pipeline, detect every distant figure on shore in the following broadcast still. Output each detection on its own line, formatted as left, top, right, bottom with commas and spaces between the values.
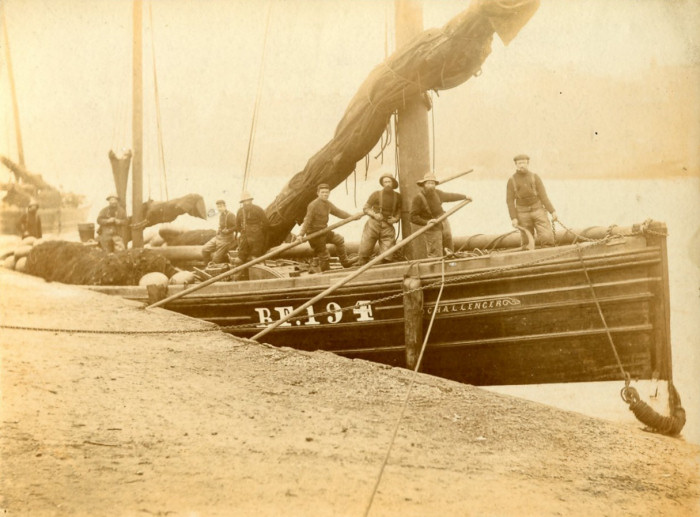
296, 184, 355, 273
357, 173, 401, 265
506, 154, 558, 248
201, 199, 237, 265
17, 199, 42, 239
234, 191, 269, 280
97, 194, 127, 253
410, 173, 468, 258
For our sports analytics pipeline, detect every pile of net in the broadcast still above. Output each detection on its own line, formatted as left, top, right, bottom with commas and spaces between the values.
24, 241, 176, 285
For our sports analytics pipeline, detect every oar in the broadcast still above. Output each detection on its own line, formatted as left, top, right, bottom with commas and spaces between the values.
437, 168, 473, 184
252, 198, 471, 341
147, 212, 364, 309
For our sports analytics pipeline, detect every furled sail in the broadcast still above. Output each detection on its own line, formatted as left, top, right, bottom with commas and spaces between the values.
264, 0, 539, 246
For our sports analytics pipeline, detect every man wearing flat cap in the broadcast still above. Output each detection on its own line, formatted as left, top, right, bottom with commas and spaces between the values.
410, 172, 469, 258
202, 199, 237, 265
296, 183, 355, 272
506, 154, 558, 248
356, 173, 402, 265
97, 194, 127, 252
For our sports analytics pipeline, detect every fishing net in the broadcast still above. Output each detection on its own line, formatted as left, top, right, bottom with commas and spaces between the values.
24, 241, 176, 286
263, 0, 539, 246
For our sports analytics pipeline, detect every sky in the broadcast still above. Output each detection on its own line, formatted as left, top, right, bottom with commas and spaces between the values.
0, 0, 698, 211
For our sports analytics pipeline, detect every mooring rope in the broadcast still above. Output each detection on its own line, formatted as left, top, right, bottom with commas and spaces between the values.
363, 257, 447, 517
575, 244, 685, 436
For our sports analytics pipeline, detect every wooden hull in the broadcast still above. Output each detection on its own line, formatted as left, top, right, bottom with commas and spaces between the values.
92, 223, 673, 386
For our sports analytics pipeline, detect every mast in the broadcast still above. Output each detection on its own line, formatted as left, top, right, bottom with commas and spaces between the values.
1, 3, 25, 167
394, 0, 430, 259
131, 0, 144, 247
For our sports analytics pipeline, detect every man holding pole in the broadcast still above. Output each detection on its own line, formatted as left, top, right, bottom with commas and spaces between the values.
357, 173, 402, 266
296, 184, 356, 272
410, 173, 470, 258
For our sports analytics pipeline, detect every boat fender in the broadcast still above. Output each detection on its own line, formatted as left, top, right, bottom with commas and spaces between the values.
14, 256, 27, 272
621, 383, 686, 436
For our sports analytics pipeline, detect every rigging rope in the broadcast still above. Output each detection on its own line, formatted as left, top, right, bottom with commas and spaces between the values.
149, 2, 169, 201
241, 1, 273, 195
364, 257, 447, 517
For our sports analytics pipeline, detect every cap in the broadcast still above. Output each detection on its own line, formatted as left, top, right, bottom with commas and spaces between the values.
416, 173, 439, 186
239, 191, 253, 202
106, 194, 119, 201
317, 183, 331, 192
215, 199, 226, 205
378, 173, 399, 189
513, 154, 530, 162
27, 198, 39, 208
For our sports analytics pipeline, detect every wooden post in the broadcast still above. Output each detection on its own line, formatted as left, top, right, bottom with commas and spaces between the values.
395, 0, 430, 260
131, 0, 144, 248
146, 284, 168, 305
403, 264, 423, 370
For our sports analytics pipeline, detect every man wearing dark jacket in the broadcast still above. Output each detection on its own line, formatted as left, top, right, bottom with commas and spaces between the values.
357, 173, 402, 265
17, 199, 42, 239
296, 184, 354, 272
97, 194, 127, 252
234, 191, 269, 280
202, 199, 237, 265
506, 154, 558, 248
410, 173, 469, 258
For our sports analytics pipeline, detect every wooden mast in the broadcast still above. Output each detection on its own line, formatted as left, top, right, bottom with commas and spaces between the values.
131, 0, 144, 247
394, 0, 430, 259
1, 3, 25, 167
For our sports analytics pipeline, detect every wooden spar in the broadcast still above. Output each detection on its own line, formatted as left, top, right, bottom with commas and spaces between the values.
1, 4, 25, 167
147, 212, 364, 309
439, 168, 474, 185
252, 198, 471, 341
395, 0, 430, 260
131, 0, 144, 248
403, 263, 423, 370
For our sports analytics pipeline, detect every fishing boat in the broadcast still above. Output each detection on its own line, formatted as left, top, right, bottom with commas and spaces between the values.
21, 0, 686, 432
0, 7, 90, 235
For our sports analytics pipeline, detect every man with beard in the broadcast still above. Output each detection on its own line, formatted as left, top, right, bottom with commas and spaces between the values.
356, 173, 401, 265
410, 173, 469, 258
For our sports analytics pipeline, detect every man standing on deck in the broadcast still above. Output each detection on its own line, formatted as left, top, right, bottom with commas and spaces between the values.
201, 199, 237, 265
233, 191, 269, 280
295, 184, 355, 273
356, 173, 401, 266
97, 194, 127, 252
506, 154, 558, 248
17, 199, 42, 239
410, 173, 469, 258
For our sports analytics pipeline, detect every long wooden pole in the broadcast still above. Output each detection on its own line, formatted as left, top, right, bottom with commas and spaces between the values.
395, 0, 430, 259
147, 212, 364, 309
131, 0, 144, 247
252, 199, 471, 341
1, 3, 25, 167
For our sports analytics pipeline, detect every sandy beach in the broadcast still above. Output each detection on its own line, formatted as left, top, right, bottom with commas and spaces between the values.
1, 267, 698, 516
